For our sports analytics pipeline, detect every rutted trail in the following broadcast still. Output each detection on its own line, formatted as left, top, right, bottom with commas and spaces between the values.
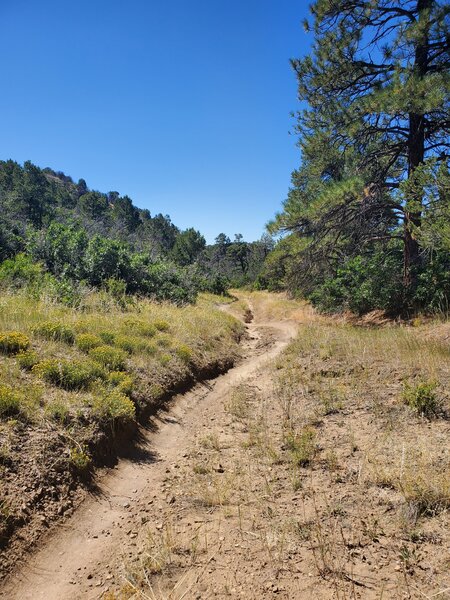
0, 303, 297, 600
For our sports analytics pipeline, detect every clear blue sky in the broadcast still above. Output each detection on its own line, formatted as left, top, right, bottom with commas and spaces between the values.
0, 0, 311, 243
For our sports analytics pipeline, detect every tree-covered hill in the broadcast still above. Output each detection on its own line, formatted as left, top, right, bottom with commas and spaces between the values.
0, 159, 269, 303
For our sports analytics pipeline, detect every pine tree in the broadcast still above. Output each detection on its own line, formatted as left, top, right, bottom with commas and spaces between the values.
274, 0, 450, 306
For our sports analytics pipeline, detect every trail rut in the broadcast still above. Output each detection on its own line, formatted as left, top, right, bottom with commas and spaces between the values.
0, 308, 297, 600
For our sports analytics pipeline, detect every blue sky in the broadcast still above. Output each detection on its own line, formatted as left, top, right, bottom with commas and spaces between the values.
0, 0, 311, 243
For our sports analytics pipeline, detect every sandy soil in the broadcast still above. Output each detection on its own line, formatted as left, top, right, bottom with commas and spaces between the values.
0, 301, 298, 600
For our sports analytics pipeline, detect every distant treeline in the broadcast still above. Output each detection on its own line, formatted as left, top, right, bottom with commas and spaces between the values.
0, 160, 271, 304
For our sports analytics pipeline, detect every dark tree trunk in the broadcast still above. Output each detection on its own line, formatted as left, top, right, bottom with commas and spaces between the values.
403, 0, 432, 291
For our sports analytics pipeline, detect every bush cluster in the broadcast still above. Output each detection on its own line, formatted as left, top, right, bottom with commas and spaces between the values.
0, 332, 30, 355
33, 321, 75, 344
32, 359, 104, 390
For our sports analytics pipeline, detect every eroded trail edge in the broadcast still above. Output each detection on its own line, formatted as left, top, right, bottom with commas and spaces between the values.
1, 311, 297, 600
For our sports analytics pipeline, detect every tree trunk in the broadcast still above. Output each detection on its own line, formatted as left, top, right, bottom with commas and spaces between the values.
403, 0, 432, 291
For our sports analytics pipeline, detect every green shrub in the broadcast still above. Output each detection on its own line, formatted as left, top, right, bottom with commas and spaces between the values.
158, 353, 172, 366
114, 335, 136, 354
0, 332, 30, 355
32, 359, 104, 390
33, 321, 75, 344
17, 350, 40, 370
75, 333, 103, 353
99, 331, 116, 345
156, 334, 172, 347
175, 344, 193, 363
402, 381, 440, 418
154, 320, 170, 332
0, 385, 21, 417
89, 345, 127, 370
69, 446, 91, 472
123, 318, 156, 337
91, 390, 136, 421
108, 371, 134, 396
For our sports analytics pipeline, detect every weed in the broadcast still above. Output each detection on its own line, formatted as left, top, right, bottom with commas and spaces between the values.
199, 432, 221, 451
225, 385, 251, 422
0, 385, 21, 417
44, 399, 70, 425
0, 332, 30, 355
99, 331, 116, 345
174, 343, 193, 363
153, 320, 170, 332
16, 349, 39, 370
284, 426, 317, 467
69, 446, 92, 472
402, 380, 440, 418
123, 318, 156, 337
33, 321, 75, 344
89, 345, 128, 370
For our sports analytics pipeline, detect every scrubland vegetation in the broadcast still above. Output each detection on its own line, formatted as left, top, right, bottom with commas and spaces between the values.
0, 287, 243, 561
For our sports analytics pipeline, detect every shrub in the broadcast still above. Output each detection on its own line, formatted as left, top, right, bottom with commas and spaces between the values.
402, 381, 440, 418
158, 353, 172, 366
89, 345, 127, 370
75, 333, 103, 353
108, 371, 134, 396
69, 446, 91, 472
17, 350, 39, 370
33, 321, 75, 344
114, 335, 136, 354
0, 332, 30, 355
32, 359, 104, 390
91, 390, 136, 422
123, 318, 156, 337
153, 320, 170, 332
175, 344, 193, 363
0, 385, 21, 417
99, 331, 116, 345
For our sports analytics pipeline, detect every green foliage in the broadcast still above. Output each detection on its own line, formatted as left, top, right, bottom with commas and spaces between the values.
91, 390, 136, 422
174, 344, 193, 364
153, 320, 170, 332
267, 0, 450, 315
107, 371, 134, 396
0, 332, 30, 355
16, 350, 39, 370
114, 335, 136, 354
33, 321, 75, 344
402, 381, 440, 418
88, 345, 128, 370
171, 228, 206, 266
45, 399, 70, 425
0, 385, 21, 417
32, 359, 104, 390
123, 318, 156, 337
69, 446, 92, 472
75, 333, 103, 353
0, 253, 43, 290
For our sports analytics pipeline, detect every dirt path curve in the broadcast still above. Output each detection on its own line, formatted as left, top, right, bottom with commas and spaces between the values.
0, 304, 297, 600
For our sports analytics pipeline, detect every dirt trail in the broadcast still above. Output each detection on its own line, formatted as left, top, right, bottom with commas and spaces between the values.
0, 303, 297, 600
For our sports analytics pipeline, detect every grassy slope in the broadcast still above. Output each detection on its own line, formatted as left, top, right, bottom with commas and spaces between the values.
0, 291, 244, 563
